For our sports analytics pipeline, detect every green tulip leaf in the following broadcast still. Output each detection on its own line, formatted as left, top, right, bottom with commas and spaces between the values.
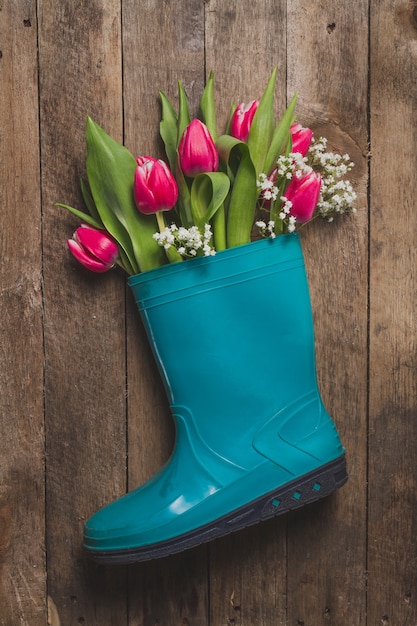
212, 204, 226, 251
79, 177, 102, 224
200, 71, 217, 141
217, 134, 250, 174
224, 102, 236, 135
177, 81, 191, 146
85, 116, 165, 274
264, 92, 298, 175
247, 67, 277, 176
116, 245, 137, 275
227, 150, 257, 247
56, 202, 103, 230
217, 134, 258, 247
190, 171, 230, 228
175, 159, 193, 228
159, 91, 178, 172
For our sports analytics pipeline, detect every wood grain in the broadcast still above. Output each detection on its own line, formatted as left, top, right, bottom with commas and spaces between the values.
1, 0, 416, 623
368, 0, 417, 623
38, 0, 128, 623
286, 1, 369, 623
0, 1, 46, 623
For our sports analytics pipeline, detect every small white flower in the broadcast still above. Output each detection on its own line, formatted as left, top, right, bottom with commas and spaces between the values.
153, 223, 215, 259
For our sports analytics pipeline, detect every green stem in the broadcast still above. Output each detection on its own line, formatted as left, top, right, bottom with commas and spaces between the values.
213, 204, 226, 251
156, 211, 166, 233
156, 211, 183, 265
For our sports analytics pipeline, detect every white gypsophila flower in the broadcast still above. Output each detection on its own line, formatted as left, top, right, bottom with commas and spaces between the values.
256, 219, 276, 239
280, 197, 293, 215
267, 220, 276, 238
288, 216, 297, 231
307, 137, 356, 220
257, 173, 279, 203
154, 223, 216, 258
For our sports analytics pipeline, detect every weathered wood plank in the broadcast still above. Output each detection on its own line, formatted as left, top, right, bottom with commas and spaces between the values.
368, 1, 417, 623
286, 1, 369, 623
204, 1, 289, 624
2, 0, 415, 623
38, 0, 128, 623
0, 1, 46, 623
122, 1, 209, 623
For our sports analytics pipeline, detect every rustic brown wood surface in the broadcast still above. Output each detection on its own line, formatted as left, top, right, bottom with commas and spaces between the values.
0, 0, 416, 624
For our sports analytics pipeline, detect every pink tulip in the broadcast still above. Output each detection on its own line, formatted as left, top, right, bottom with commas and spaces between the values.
284, 171, 322, 222
134, 156, 178, 215
178, 119, 218, 177
68, 225, 118, 273
290, 124, 313, 157
229, 99, 259, 142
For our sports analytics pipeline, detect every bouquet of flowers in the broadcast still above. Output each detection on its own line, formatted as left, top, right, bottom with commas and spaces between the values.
59, 68, 356, 276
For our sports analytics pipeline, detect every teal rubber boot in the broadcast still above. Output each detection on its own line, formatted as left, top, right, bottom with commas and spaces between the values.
84, 234, 347, 563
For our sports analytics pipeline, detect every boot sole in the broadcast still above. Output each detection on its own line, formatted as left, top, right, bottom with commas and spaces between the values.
85, 455, 347, 564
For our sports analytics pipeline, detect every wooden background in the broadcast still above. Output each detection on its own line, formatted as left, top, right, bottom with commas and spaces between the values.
1, 0, 416, 624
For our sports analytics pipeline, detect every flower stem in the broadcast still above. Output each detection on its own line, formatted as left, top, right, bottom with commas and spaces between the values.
155, 211, 183, 265
156, 210, 166, 233
213, 204, 226, 251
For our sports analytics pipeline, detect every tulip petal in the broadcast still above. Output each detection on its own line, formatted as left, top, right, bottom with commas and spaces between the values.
290, 123, 313, 157
134, 158, 178, 214
179, 119, 218, 177
285, 172, 321, 222
75, 225, 118, 265
67, 239, 112, 273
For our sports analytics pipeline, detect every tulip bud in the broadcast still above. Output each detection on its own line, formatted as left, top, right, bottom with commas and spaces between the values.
229, 99, 259, 142
284, 171, 322, 222
134, 156, 178, 214
178, 119, 218, 177
290, 123, 313, 157
67, 224, 118, 273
